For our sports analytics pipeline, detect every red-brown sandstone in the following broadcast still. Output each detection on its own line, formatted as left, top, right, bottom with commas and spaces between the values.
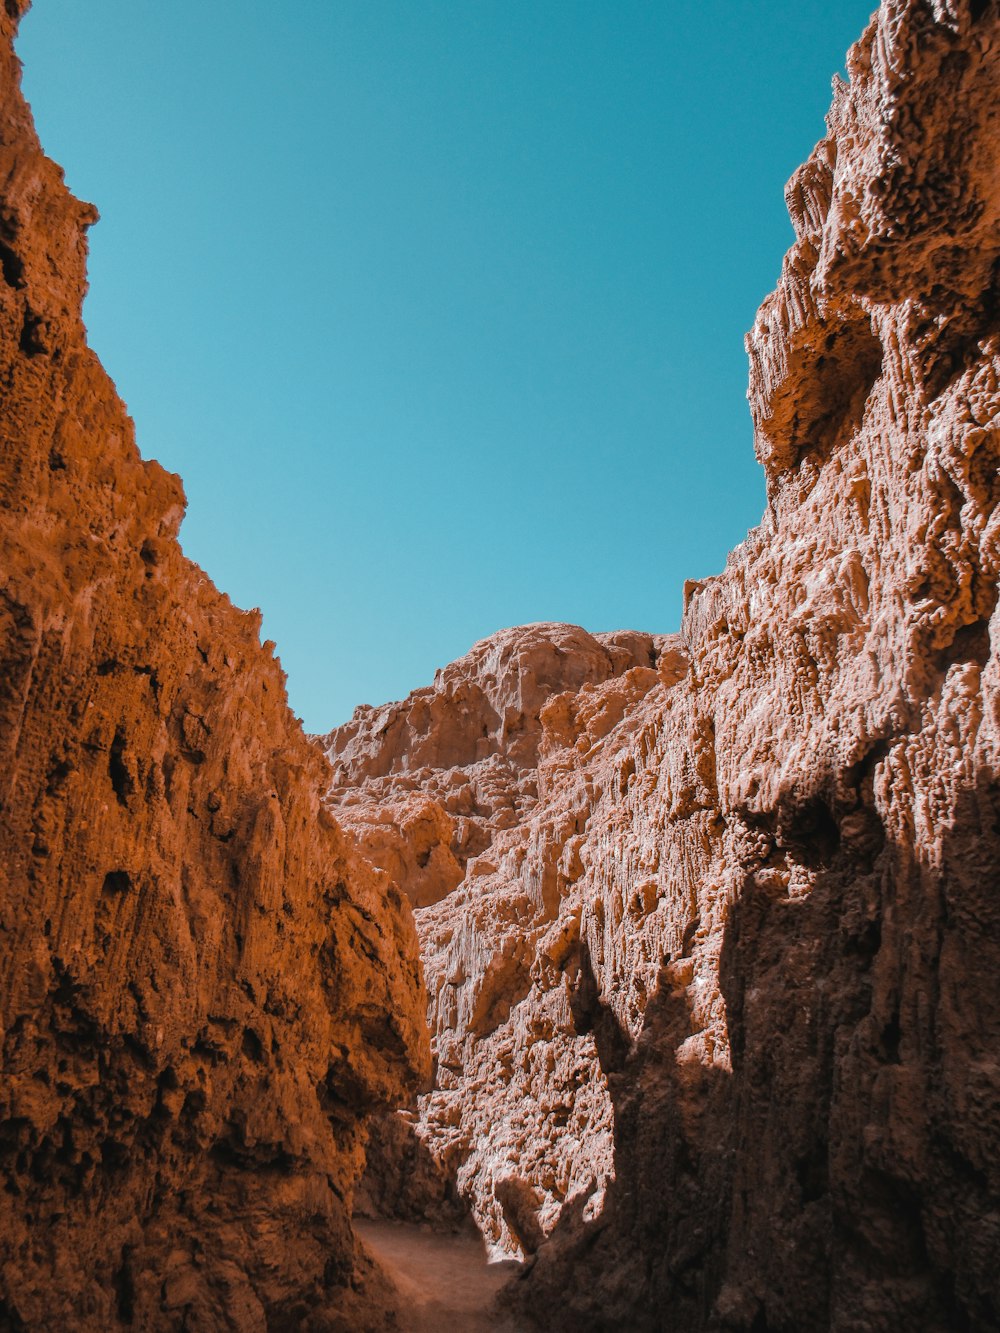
0, 5, 428, 1328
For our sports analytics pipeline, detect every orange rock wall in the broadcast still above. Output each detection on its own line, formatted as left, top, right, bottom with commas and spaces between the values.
0, 5, 428, 1328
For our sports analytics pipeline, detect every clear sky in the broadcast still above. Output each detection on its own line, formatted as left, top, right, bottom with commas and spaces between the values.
17, 1, 876, 732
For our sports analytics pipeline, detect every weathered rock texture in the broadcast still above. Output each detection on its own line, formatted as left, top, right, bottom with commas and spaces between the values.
326, 3, 1000, 1328
322, 624, 674, 1255
0, 5, 428, 1329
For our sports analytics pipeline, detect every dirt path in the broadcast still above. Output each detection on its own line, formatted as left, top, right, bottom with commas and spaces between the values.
354, 1219, 528, 1331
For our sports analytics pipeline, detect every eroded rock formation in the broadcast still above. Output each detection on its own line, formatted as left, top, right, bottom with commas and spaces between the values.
326, 3, 1000, 1328
0, 5, 428, 1328
322, 624, 675, 1255
5, 0, 1000, 1326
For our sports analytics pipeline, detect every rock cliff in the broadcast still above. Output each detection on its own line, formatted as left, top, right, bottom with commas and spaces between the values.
321, 623, 674, 1254
324, 2, 1000, 1328
0, 4, 429, 1329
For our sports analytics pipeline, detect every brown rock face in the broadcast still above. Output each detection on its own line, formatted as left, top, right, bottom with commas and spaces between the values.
0, 8, 428, 1330
326, 4, 1000, 1329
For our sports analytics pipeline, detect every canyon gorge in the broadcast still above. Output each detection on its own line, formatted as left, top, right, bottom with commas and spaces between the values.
2, 0, 1000, 1330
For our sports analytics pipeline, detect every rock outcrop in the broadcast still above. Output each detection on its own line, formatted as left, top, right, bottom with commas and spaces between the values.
322, 623, 674, 1255
0, 5, 428, 1329
325, 3, 1000, 1329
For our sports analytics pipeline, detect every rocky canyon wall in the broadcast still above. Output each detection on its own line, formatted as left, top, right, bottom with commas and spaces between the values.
0, 4, 429, 1329
324, 2, 1000, 1329
322, 624, 679, 1253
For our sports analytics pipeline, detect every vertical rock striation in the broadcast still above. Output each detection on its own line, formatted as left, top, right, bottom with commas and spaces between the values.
0, 5, 428, 1329
327, 3, 1000, 1328
322, 623, 672, 1255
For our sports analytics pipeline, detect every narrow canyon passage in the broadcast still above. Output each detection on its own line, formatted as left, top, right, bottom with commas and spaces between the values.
355, 1219, 525, 1332
2, 1, 1000, 1329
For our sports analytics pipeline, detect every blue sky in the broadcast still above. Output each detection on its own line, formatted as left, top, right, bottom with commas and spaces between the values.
18, 1, 876, 731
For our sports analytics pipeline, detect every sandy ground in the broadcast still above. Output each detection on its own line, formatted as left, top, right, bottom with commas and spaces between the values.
354, 1218, 528, 1331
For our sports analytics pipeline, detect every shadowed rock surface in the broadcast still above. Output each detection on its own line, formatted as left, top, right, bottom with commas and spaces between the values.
0, 4, 429, 1328
325, 3, 1000, 1329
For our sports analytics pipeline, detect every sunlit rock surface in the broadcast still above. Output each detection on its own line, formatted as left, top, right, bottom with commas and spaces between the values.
322, 623, 671, 1256
326, 3, 1000, 1328
0, 5, 429, 1328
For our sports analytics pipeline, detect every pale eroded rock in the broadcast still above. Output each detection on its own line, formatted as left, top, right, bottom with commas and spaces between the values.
321, 623, 677, 1256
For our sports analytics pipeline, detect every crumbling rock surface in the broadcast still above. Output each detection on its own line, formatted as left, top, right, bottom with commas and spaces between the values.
327, 3, 1000, 1329
322, 623, 683, 1256
0, 6, 429, 1329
